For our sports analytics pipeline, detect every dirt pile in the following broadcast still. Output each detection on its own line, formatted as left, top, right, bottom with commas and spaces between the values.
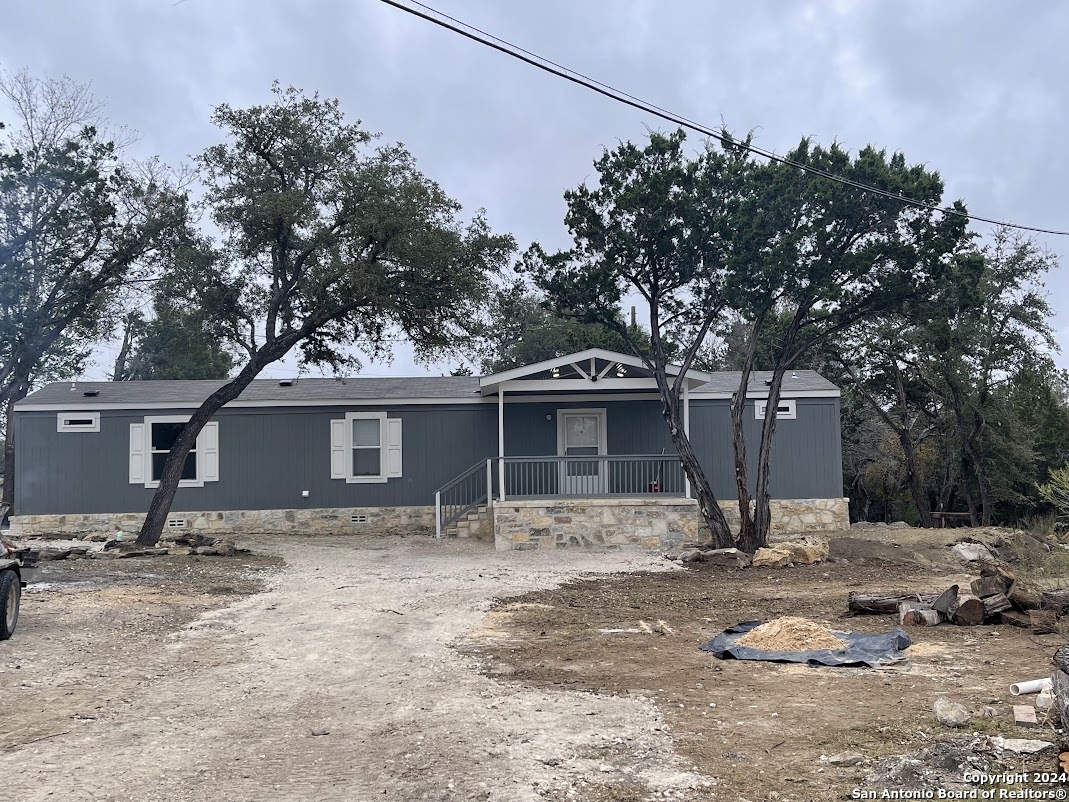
735, 616, 847, 651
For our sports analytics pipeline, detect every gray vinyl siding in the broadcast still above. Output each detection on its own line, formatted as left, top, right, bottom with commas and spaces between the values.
14, 404, 496, 516
689, 397, 844, 499
13, 396, 843, 516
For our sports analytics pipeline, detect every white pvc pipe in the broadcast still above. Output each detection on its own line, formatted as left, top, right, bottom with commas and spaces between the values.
1010, 678, 1052, 696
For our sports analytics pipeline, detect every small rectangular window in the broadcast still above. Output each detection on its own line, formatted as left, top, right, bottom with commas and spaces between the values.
755, 399, 797, 420
57, 412, 100, 432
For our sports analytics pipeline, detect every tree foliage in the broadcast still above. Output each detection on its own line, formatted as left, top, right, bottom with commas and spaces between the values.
526, 129, 756, 547
839, 230, 1064, 526
479, 282, 665, 374
136, 84, 514, 545
0, 69, 187, 507
113, 251, 234, 381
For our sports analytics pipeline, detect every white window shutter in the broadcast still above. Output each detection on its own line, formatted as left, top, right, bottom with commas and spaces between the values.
330, 419, 348, 479
385, 418, 402, 478
129, 423, 146, 484
200, 422, 220, 482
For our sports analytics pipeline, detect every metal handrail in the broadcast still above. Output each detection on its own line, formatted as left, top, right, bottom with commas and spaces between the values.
500, 454, 684, 500
434, 459, 492, 538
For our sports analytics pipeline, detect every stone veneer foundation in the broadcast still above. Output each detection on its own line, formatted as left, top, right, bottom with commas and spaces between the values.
492, 497, 849, 551
9, 506, 436, 538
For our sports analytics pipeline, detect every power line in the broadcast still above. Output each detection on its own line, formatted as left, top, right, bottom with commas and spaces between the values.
380, 0, 1069, 238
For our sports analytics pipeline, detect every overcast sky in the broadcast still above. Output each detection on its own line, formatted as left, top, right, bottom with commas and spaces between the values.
2, 0, 1066, 378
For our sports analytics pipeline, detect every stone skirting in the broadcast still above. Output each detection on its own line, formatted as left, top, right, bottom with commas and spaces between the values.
718, 497, 850, 536
493, 497, 849, 551
9, 506, 436, 538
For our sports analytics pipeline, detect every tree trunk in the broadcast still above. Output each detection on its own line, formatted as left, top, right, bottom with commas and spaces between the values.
671, 425, 734, 549
848, 591, 939, 614
899, 428, 933, 527
137, 345, 289, 546
747, 363, 788, 553
729, 319, 761, 550
643, 308, 733, 550
959, 454, 978, 527
1, 383, 28, 512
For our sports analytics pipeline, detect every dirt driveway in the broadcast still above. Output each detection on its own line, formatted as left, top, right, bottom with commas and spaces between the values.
2, 530, 1065, 802
1, 535, 707, 802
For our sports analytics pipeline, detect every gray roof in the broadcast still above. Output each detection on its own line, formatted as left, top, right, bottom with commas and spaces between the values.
693, 370, 838, 395
19, 376, 484, 406
18, 369, 837, 408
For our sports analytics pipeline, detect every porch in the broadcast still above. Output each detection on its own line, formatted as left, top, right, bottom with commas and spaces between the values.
433, 348, 708, 544
434, 453, 690, 539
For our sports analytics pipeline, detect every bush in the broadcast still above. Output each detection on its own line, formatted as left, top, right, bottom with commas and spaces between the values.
1039, 467, 1069, 529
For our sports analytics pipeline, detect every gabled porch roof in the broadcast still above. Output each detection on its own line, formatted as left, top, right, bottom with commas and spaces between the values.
478, 348, 711, 396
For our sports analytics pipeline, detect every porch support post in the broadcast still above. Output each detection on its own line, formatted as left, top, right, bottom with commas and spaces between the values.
498, 388, 506, 501
434, 490, 442, 539
683, 383, 691, 499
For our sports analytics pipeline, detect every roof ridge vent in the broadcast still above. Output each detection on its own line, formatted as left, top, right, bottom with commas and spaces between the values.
278, 379, 297, 387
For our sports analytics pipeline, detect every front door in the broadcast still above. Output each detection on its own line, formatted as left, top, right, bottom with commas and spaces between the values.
557, 409, 606, 495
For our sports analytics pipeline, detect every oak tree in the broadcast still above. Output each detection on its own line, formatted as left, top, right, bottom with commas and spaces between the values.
136, 85, 514, 545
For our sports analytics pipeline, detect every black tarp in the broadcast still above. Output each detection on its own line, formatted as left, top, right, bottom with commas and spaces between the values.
700, 620, 912, 668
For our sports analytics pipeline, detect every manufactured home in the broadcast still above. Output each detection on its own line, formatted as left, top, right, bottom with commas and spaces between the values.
11, 349, 848, 550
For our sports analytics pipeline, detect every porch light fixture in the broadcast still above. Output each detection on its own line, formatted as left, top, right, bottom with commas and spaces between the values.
615, 364, 626, 377
550, 367, 560, 378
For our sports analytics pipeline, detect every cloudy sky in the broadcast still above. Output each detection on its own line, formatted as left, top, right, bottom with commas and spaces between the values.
2, 0, 1067, 378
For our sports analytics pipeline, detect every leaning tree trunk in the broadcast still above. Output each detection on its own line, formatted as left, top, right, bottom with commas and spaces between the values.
649, 367, 734, 549
137, 345, 290, 546
670, 424, 734, 549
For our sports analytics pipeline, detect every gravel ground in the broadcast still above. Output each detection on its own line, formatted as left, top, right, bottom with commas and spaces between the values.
1, 535, 713, 802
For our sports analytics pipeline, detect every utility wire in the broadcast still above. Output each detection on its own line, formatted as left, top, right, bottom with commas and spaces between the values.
381, 0, 1069, 238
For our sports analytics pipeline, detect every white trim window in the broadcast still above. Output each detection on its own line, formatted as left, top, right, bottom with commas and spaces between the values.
755, 399, 797, 420
57, 412, 100, 432
330, 412, 402, 483
129, 416, 220, 488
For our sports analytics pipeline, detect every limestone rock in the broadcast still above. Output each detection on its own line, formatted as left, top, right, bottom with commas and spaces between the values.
1037, 687, 1054, 711
752, 547, 793, 568
678, 548, 705, 563
755, 536, 830, 567
701, 548, 752, 568
888, 521, 911, 529
933, 696, 971, 728
192, 541, 237, 557
952, 542, 996, 563
991, 736, 1055, 754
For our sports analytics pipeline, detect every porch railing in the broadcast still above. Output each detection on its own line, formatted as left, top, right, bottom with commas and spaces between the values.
500, 455, 685, 500
434, 458, 493, 538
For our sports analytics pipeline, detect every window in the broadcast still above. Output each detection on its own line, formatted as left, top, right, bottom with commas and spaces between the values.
755, 399, 797, 420
57, 412, 100, 432
351, 417, 381, 477
129, 417, 219, 488
152, 421, 198, 482
330, 412, 402, 483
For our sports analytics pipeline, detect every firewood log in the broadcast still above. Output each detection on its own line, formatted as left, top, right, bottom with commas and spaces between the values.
1009, 584, 1043, 611
899, 601, 941, 626
948, 593, 986, 626
847, 592, 938, 614
971, 575, 1010, 599
932, 585, 959, 617
982, 593, 1011, 617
